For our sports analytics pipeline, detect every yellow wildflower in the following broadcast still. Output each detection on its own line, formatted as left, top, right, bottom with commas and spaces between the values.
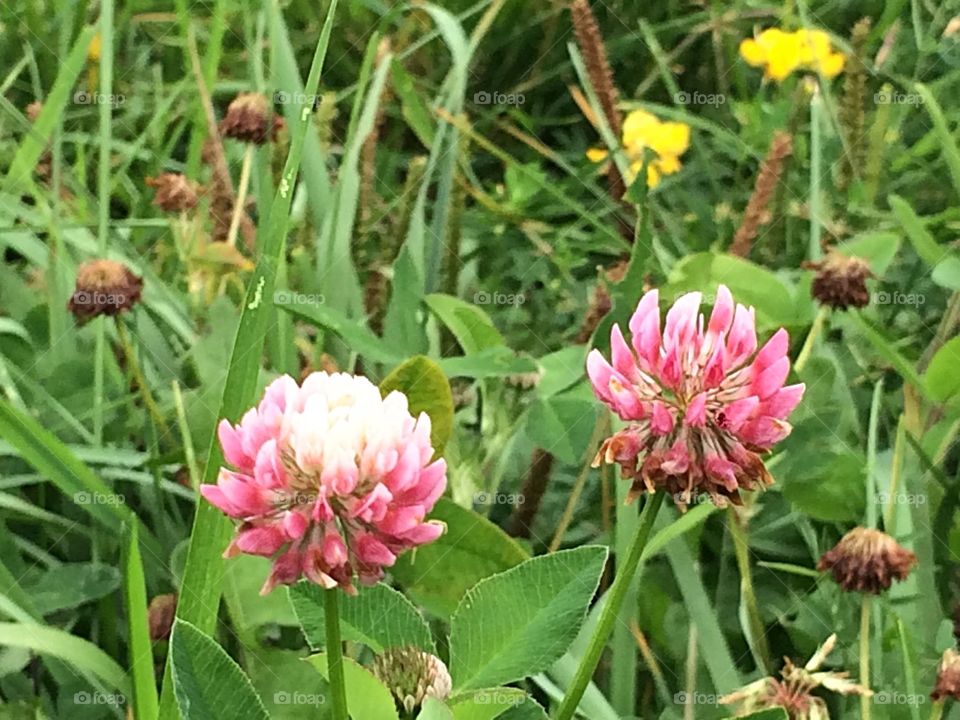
88, 33, 101, 62
587, 109, 690, 188
740, 27, 844, 82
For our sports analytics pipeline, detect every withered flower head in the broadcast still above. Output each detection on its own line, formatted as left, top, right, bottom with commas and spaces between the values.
804, 252, 873, 310
932, 648, 960, 701
219, 92, 284, 145
721, 634, 870, 719
371, 646, 452, 715
68, 259, 143, 322
145, 173, 200, 213
147, 594, 177, 641
26, 101, 43, 123
817, 527, 916, 593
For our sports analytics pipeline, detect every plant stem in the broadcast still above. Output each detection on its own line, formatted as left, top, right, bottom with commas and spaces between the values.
794, 306, 827, 373
555, 490, 665, 720
860, 594, 873, 720
116, 320, 168, 434
728, 506, 772, 673
325, 589, 349, 720
929, 699, 944, 720
227, 144, 254, 247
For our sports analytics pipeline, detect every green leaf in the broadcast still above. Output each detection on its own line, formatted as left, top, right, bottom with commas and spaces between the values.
245, 648, 329, 720
170, 620, 269, 720
290, 581, 434, 653
437, 349, 538, 379
0, 623, 129, 696
380, 356, 454, 455
449, 688, 527, 720
835, 231, 901, 276
925, 337, 960, 402
26, 562, 119, 615
738, 710, 789, 720
496, 697, 549, 720
524, 397, 599, 465
223, 555, 298, 633
663, 252, 807, 327
306, 653, 400, 720
391, 59, 435, 147
932, 256, 960, 290
122, 523, 159, 720
424, 294, 505, 353
383, 246, 429, 355
418, 697, 455, 720
779, 442, 866, 522
889, 194, 946, 268
391, 498, 529, 618
449, 546, 608, 689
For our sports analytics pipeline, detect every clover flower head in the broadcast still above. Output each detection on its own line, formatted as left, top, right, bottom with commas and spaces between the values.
740, 28, 845, 82
587, 285, 804, 508
201, 372, 447, 594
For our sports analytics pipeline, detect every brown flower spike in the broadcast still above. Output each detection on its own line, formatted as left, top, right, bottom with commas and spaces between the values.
145, 173, 200, 213
68, 259, 143, 323
932, 648, 960, 701
804, 251, 873, 310
817, 527, 916, 593
219, 93, 284, 145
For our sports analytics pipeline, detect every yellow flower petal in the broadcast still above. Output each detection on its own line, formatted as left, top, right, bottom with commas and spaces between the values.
655, 155, 682, 175
622, 109, 659, 148
648, 122, 691, 158
586, 147, 609, 163
739, 38, 766, 67
646, 163, 661, 188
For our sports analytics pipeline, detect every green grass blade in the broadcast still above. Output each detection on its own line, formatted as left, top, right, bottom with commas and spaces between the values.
0, 622, 130, 695
123, 522, 159, 720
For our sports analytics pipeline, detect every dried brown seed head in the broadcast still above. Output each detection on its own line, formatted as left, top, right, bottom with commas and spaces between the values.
220, 93, 282, 144
68, 259, 143, 322
146, 173, 200, 213
933, 648, 960, 701
817, 527, 916, 593
148, 594, 177, 641
804, 251, 873, 310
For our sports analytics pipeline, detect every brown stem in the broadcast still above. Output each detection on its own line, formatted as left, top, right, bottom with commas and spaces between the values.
508, 449, 555, 538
